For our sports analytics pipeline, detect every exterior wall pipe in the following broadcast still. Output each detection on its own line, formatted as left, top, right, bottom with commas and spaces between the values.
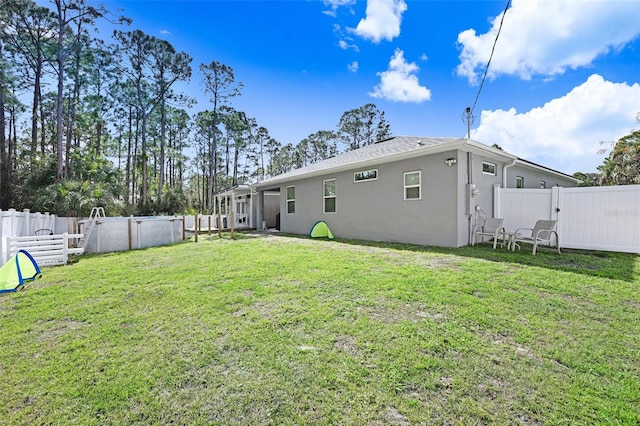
502, 159, 518, 188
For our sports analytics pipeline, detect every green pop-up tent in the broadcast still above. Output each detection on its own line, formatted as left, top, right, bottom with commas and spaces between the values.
310, 220, 334, 239
0, 250, 42, 293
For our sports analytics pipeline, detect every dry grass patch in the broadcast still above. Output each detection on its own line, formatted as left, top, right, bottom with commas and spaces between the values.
356, 299, 446, 324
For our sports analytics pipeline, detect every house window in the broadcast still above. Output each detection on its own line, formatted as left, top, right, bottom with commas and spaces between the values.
482, 162, 496, 175
516, 176, 524, 188
404, 171, 421, 200
540, 180, 546, 189
354, 169, 378, 183
286, 186, 295, 214
323, 179, 336, 213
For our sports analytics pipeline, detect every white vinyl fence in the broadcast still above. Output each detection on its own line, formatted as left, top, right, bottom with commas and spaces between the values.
5, 233, 84, 266
494, 185, 640, 253
1, 209, 57, 240
80, 216, 184, 253
1, 209, 188, 265
1, 209, 63, 264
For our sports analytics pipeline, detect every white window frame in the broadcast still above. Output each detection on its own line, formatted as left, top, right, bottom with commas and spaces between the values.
516, 176, 524, 188
403, 171, 421, 201
354, 169, 378, 183
286, 185, 295, 214
323, 179, 336, 214
482, 162, 497, 176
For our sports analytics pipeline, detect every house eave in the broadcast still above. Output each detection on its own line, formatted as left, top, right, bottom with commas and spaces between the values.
251, 137, 577, 189
254, 138, 473, 188
514, 158, 581, 183
463, 139, 580, 183
214, 184, 253, 197
461, 139, 517, 162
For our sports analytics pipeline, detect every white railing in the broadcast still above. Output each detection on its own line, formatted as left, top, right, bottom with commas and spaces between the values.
5, 233, 84, 266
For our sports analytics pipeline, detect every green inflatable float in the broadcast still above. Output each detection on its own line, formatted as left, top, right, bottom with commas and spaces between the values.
309, 220, 334, 239
0, 250, 42, 293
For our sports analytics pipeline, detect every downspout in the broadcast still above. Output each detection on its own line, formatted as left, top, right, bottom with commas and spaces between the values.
467, 151, 473, 245
502, 159, 518, 188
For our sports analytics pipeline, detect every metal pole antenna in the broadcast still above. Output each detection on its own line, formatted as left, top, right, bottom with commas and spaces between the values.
461, 107, 475, 140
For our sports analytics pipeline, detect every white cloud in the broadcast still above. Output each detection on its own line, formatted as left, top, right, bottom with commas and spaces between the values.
159, 29, 171, 36
352, 0, 407, 43
420, 53, 428, 62
334, 24, 360, 51
456, 0, 640, 84
323, 0, 356, 17
472, 74, 640, 174
348, 61, 359, 72
338, 39, 359, 52
369, 48, 431, 103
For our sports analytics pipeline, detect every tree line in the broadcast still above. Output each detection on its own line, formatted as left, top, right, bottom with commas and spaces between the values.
0, 0, 391, 216
3, 1, 634, 218
575, 114, 640, 187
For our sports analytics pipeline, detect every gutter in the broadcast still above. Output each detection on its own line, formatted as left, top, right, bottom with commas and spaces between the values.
253, 138, 471, 188
514, 157, 581, 183
501, 158, 580, 188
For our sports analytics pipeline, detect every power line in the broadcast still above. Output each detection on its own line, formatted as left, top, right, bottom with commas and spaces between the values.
470, 0, 511, 114
462, 0, 511, 139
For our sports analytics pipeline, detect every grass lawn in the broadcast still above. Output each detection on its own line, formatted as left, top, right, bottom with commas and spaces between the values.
1, 233, 638, 425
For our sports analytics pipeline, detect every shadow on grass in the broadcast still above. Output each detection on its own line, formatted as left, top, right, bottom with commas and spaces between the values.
238, 230, 639, 282
65, 231, 637, 283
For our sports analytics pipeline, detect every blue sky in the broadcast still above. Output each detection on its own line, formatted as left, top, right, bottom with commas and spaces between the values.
97, 0, 639, 174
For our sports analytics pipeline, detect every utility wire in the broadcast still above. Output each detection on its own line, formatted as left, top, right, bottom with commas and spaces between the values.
470, 0, 511, 113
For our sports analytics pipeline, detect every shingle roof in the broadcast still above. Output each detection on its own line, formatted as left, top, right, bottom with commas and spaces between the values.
252, 135, 580, 189
254, 136, 464, 187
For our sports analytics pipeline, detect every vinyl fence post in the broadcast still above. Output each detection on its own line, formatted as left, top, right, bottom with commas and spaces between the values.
493, 184, 501, 219
217, 195, 222, 238
136, 220, 142, 249
9, 209, 16, 237
551, 186, 562, 248
23, 209, 30, 237
2, 237, 9, 264
194, 214, 198, 243
96, 222, 102, 253
63, 232, 69, 264
128, 217, 132, 250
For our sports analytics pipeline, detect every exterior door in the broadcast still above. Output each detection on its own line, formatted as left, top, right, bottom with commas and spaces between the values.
236, 201, 247, 227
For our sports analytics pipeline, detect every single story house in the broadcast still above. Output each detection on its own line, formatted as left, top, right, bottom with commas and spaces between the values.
251, 136, 580, 247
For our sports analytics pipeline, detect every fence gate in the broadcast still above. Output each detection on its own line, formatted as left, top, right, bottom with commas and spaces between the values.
494, 185, 640, 254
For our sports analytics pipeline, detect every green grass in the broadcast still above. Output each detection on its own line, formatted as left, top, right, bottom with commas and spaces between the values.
1, 233, 638, 425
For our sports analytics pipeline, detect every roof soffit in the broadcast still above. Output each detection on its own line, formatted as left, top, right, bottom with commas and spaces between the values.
253, 138, 470, 187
